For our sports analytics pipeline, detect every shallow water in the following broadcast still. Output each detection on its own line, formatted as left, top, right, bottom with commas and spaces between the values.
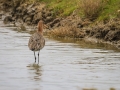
0, 24, 120, 90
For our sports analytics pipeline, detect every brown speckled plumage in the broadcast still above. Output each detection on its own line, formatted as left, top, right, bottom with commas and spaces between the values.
28, 32, 45, 51
28, 20, 45, 63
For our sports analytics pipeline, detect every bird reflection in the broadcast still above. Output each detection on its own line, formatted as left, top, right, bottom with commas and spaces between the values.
27, 64, 42, 81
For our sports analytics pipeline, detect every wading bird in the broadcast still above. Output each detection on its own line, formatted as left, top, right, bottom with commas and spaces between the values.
28, 20, 45, 64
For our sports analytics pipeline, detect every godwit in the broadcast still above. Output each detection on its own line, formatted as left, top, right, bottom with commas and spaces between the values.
28, 20, 45, 64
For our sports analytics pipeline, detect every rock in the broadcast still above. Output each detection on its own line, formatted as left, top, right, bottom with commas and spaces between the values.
19, 24, 26, 31
3, 16, 13, 24
25, 16, 32, 25
2, 0, 13, 8
25, 17, 32, 22
0, 13, 3, 19
105, 30, 120, 41
23, 15, 28, 22
44, 11, 52, 17
41, 8, 46, 14
16, 6, 22, 12
52, 23, 60, 28
27, 5, 36, 15
116, 40, 120, 49
93, 27, 110, 39
27, 9, 36, 16
32, 12, 42, 24
16, 19, 23, 24
26, 4, 34, 11
50, 18, 60, 27
45, 16, 54, 23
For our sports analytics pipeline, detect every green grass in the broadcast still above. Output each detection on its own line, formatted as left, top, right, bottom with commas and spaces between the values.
98, 0, 120, 21
38, 0, 120, 21
38, 0, 78, 17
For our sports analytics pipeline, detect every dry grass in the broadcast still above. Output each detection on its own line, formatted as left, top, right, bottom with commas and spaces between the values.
47, 26, 85, 38
79, 0, 105, 20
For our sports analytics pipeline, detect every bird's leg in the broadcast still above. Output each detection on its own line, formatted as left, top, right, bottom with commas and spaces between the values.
34, 51, 36, 63
38, 51, 40, 64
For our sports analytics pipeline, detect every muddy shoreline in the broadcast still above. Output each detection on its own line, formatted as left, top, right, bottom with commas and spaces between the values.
0, 0, 120, 49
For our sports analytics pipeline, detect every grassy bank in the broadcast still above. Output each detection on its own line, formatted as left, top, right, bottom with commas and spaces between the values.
98, 0, 120, 21
1, 0, 119, 48
38, 0, 120, 21
39, 0, 78, 16
38, 0, 120, 48
2, 0, 119, 21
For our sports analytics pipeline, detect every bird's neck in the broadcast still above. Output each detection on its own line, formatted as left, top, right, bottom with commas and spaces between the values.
38, 22, 43, 35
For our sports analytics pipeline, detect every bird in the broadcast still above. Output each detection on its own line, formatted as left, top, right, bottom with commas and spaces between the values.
28, 20, 45, 64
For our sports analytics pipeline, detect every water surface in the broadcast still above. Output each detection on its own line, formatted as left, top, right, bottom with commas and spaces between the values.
0, 23, 120, 90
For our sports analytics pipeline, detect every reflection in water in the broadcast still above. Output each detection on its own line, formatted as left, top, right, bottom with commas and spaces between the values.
50, 37, 120, 52
27, 64, 42, 81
